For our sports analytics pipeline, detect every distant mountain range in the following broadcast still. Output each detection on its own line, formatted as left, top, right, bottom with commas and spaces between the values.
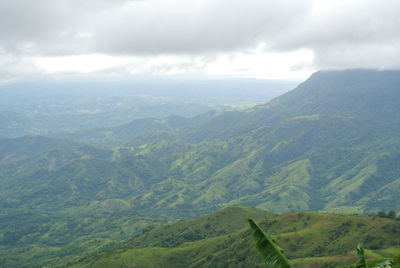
1, 69, 400, 267
0, 78, 295, 137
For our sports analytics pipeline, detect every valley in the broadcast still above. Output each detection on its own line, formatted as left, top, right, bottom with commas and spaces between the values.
1, 70, 400, 267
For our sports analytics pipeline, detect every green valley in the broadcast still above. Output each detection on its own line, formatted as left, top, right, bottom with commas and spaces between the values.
1, 70, 400, 267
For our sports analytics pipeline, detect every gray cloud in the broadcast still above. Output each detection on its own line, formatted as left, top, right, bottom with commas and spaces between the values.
0, 0, 313, 56
0, 0, 134, 55
1, 0, 400, 78
270, 0, 400, 69
92, 0, 311, 54
0, 55, 39, 81
0, 0, 73, 54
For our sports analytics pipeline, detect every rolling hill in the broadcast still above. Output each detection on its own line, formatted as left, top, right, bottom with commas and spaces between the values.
1, 69, 400, 267
69, 205, 400, 268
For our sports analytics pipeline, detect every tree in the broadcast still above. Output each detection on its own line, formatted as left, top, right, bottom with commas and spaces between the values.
387, 211, 397, 220
377, 211, 387, 218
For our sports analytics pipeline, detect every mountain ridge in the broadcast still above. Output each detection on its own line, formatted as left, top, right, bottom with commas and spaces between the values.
2, 69, 400, 267
2, 70, 400, 214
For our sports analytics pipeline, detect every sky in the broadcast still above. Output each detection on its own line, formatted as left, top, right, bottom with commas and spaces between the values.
1, 0, 400, 82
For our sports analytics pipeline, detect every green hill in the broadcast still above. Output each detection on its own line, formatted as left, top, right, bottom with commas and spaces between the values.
2, 70, 400, 267
125, 70, 400, 214
62, 111, 216, 148
180, 69, 400, 142
4, 70, 400, 214
69, 205, 400, 268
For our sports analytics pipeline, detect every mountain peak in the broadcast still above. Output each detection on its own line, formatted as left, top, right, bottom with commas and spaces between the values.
268, 69, 400, 120
304, 69, 400, 89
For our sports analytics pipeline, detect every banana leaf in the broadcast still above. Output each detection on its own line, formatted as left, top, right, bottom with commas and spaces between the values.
248, 218, 294, 268
356, 244, 393, 268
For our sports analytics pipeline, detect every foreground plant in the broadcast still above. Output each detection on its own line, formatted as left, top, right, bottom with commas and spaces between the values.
248, 219, 394, 268
356, 244, 393, 268
248, 218, 294, 268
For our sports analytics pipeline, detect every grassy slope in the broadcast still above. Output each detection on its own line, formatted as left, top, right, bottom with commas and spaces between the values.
2, 70, 400, 267
128, 113, 400, 215
3, 70, 400, 217
0, 209, 174, 268
70, 206, 400, 268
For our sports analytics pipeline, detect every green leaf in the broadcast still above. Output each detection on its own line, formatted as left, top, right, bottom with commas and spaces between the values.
248, 218, 294, 268
372, 260, 393, 268
356, 244, 368, 268
356, 244, 393, 268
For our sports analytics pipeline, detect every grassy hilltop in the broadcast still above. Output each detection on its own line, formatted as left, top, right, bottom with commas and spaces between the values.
70, 205, 400, 268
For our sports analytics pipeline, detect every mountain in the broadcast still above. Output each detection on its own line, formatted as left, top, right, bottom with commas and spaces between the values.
69, 205, 400, 268
61, 111, 217, 147
181, 69, 400, 142
0, 78, 295, 138
3, 70, 400, 214
115, 69, 400, 214
2, 69, 400, 267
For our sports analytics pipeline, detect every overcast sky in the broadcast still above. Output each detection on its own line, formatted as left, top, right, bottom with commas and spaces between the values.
1, 0, 400, 81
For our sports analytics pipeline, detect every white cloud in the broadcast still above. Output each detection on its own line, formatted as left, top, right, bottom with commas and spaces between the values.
0, 55, 40, 81
0, 0, 400, 80
35, 54, 134, 73
205, 46, 314, 79
272, 0, 400, 69
92, 0, 311, 55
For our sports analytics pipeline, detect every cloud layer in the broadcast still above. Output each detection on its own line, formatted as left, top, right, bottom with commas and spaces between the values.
1, 0, 400, 79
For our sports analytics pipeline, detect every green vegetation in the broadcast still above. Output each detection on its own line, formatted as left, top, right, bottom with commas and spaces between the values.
68, 205, 400, 268
355, 244, 393, 267
1, 70, 400, 266
248, 220, 396, 268
248, 218, 293, 267
0, 208, 174, 267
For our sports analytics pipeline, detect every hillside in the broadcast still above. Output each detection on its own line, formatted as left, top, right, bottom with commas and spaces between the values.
0, 136, 176, 267
112, 70, 400, 214
2, 69, 400, 267
180, 69, 400, 142
69, 205, 400, 268
4, 70, 398, 215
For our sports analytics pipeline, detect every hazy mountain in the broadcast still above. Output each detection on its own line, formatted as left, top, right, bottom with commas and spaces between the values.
180, 69, 400, 142
61, 69, 400, 214
0, 78, 296, 138
3, 70, 400, 214
1, 70, 400, 267
61, 111, 217, 147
